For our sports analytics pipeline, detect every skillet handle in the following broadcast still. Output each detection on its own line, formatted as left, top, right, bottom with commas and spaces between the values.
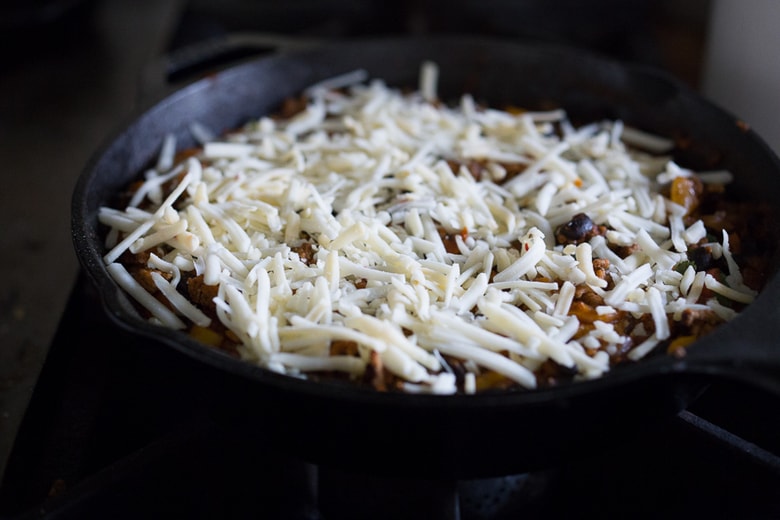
672, 292, 780, 396
140, 32, 326, 101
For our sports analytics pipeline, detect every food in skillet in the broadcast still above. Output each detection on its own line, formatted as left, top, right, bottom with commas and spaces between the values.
98, 62, 774, 394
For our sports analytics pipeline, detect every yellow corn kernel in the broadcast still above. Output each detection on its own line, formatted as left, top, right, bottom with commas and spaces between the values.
475, 371, 512, 391
667, 334, 697, 354
190, 325, 223, 347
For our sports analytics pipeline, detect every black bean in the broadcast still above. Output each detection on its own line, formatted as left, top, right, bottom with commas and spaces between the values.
687, 245, 714, 271
556, 213, 594, 244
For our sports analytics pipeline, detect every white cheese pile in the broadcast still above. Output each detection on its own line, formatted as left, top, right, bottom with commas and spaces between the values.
98, 62, 756, 394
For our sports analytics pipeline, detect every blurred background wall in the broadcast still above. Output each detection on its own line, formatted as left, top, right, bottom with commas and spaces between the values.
702, 0, 780, 154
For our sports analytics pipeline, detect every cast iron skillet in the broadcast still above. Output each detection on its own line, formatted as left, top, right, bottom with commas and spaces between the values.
71, 36, 780, 479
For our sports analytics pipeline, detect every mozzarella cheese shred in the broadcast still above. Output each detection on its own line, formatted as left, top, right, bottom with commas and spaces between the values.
99, 63, 757, 394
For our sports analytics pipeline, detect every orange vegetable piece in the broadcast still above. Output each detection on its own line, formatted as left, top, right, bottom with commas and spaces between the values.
670, 176, 703, 215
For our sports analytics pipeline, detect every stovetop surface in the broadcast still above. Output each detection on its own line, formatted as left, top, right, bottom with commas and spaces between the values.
1, 273, 779, 520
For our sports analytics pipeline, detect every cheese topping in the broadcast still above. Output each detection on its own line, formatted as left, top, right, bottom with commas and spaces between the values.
99, 63, 759, 394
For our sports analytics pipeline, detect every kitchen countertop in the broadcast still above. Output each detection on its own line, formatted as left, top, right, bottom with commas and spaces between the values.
0, 0, 183, 481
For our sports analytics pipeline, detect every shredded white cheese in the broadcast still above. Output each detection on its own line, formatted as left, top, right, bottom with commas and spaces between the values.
100, 63, 754, 394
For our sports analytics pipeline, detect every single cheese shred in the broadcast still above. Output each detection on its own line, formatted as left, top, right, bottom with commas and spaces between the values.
99, 62, 774, 394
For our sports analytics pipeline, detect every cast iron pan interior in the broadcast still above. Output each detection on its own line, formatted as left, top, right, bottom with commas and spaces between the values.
71, 36, 780, 478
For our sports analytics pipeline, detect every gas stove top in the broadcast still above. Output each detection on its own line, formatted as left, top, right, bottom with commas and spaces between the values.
1, 273, 778, 519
